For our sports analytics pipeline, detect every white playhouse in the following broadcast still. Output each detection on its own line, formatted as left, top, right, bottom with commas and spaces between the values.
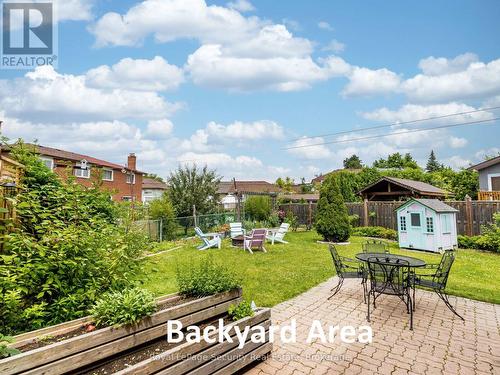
395, 198, 458, 253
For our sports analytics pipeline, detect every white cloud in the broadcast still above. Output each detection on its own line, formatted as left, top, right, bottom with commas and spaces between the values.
322, 39, 345, 53
206, 120, 284, 140
89, 0, 264, 47
146, 119, 174, 139
449, 136, 468, 148
226, 0, 255, 12
443, 155, 472, 169
362, 102, 493, 123
86, 56, 184, 91
287, 137, 332, 160
342, 67, 401, 96
318, 21, 334, 31
186, 45, 349, 91
475, 147, 500, 160
418, 53, 479, 76
0, 66, 181, 122
403, 56, 500, 103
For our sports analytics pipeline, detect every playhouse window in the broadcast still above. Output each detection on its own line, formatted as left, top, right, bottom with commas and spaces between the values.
410, 213, 421, 227
426, 217, 434, 233
399, 216, 407, 231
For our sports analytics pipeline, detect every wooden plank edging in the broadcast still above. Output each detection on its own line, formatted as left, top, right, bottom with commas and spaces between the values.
0, 289, 242, 375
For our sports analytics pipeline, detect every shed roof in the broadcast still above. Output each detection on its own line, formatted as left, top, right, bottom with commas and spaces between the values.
142, 178, 168, 190
396, 198, 458, 213
217, 180, 280, 194
359, 176, 448, 196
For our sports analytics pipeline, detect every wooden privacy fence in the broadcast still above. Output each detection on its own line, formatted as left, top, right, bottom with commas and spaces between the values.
279, 198, 500, 236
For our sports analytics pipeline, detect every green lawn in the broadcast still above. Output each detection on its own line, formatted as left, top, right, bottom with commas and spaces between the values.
136, 231, 500, 307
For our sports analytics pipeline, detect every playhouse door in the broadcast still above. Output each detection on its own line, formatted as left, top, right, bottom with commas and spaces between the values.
408, 211, 424, 249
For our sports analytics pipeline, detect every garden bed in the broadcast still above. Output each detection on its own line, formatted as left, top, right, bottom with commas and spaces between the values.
1, 289, 242, 375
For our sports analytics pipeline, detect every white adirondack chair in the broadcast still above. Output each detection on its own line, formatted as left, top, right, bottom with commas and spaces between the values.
230, 222, 246, 238
194, 227, 221, 250
266, 223, 290, 245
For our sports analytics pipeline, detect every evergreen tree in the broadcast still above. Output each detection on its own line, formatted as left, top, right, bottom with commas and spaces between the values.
426, 150, 441, 172
343, 154, 363, 169
315, 175, 351, 242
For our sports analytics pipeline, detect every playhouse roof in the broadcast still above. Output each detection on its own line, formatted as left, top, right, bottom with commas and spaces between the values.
396, 198, 458, 213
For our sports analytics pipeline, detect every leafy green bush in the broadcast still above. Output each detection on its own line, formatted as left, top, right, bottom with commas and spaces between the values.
0, 143, 146, 334
90, 288, 156, 328
267, 213, 280, 228
459, 213, 500, 252
176, 257, 241, 297
0, 334, 20, 359
285, 211, 299, 231
148, 194, 177, 240
348, 214, 360, 226
352, 226, 398, 241
228, 300, 254, 321
315, 175, 351, 242
245, 196, 271, 221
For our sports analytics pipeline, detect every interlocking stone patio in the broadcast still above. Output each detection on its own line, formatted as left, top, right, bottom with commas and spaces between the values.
244, 277, 500, 375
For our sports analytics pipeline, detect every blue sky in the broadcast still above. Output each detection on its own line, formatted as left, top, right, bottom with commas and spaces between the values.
1, 0, 500, 181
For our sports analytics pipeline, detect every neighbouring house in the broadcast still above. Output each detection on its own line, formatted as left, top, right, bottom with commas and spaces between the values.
469, 155, 500, 201
358, 176, 450, 201
142, 178, 169, 203
217, 180, 280, 209
17, 144, 144, 201
396, 198, 458, 253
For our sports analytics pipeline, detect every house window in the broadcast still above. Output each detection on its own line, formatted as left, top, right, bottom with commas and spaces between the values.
410, 213, 421, 227
426, 217, 434, 233
442, 214, 451, 234
400, 216, 407, 231
126, 173, 135, 184
122, 196, 132, 202
102, 169, 113, 181
40, 157, 54, 170
74, 168, 90, 179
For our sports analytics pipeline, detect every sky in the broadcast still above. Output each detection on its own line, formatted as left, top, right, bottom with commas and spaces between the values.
1, 0, 500, 182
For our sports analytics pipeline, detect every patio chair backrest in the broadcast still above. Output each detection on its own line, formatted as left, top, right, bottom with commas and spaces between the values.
328, 245, 344, 276
367, 257, 410, 296
194, 227, 210, 246
230, 222, 244, 237
434, 250, 456, 288
362, 240, 388, 253
275, 223, 290, 240
248, 229, 266, 249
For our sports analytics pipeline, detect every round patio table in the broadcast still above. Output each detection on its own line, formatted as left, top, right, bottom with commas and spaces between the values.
355, 253, 426, 268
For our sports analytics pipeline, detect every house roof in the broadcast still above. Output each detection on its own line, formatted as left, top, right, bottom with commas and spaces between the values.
142, 178, 168, 190
359, 176, 449, 196
217, 180, 280, 194
27, 144, 144, 173
468, 155, 500, 171
281, 193, 319, 201
312, 168, 363, 184
396, 198, 458, 213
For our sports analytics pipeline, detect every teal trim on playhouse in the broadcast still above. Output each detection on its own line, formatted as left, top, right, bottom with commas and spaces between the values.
395, 199, 458, 253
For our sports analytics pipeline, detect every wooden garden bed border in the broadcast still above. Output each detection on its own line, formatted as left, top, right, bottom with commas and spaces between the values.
1, 289, 242, 375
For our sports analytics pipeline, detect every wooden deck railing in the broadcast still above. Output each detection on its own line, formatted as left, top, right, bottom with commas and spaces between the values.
478, 191, 500, 201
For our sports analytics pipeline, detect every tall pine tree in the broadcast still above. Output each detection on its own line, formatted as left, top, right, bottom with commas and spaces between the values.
426, 150, 441, 172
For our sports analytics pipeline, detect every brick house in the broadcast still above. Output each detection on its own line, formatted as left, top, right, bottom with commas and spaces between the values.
28, 144, 144, 201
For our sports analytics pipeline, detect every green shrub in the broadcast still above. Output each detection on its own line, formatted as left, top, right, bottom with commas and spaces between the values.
348, 214, 360, 226
148, 194, 177, 240
245, 196, 271, 221
267, 213, 280, 228
285, 211, 299, 231
0, 334, 20, 359
228, 300, 254, 321
0, 143, 146, 334
459, 213, 500, 252
176, 257, 241, 297
90, 288, 156, 328
352, 226, 398, 241
315, 175, 351, 242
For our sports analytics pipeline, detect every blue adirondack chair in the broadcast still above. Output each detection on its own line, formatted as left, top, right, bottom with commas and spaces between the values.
194, 227, 221, 250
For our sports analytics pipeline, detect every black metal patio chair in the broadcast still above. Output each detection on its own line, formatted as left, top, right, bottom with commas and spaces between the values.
366, 256, 413, 330
413, 250, 464, 321
328, 245, 367, 302
362, 239, 389, 254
